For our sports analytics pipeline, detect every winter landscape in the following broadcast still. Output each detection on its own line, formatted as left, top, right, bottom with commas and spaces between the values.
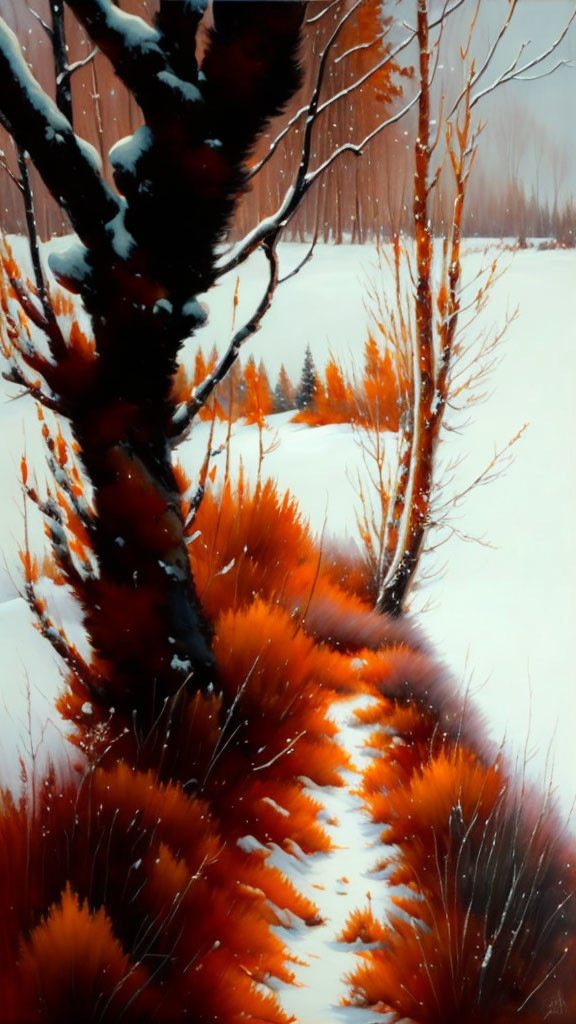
0, 1, 575, 1023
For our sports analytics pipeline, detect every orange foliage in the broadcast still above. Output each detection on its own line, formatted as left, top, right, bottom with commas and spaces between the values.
341, 652, 576, 1023
0, 761, 302, 1024
171, 346, 227, 422
190, 470, 316, 617
0, 237, 97, 401
338, 904, 388, 946
16, 886, 152, 1023
293, 340, 401, 430
30, 467, 370, 1022
292, 357, 353, 426
338, 0, 413, 107
240, 358, 273, 425
214, 601, 348, 792
358, 335, 401, 429
169, 338, 402, 435
3, 236, 573, 1023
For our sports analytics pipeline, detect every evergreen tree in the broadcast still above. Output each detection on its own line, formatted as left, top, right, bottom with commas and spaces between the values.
273, 363, 296, 412
295, 344, 318, 409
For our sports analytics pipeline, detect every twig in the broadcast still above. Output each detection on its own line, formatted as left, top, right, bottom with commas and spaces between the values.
170, 241, 279, 443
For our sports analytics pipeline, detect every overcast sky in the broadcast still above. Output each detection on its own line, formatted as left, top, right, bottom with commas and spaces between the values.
401, 0, 576, 204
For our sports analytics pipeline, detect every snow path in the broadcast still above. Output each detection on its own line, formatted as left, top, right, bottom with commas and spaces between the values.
269, 696, 390, 1024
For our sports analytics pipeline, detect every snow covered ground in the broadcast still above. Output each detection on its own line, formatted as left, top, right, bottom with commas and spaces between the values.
198, 241, 576, 816
0, 240, 575, 1020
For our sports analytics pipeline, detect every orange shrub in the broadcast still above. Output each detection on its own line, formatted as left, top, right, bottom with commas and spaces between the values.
342, 670, 576, 1023
292, 340, 402, 430
240, 357, 274, 425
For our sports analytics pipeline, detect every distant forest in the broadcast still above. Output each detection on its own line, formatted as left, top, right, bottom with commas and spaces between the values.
0, 0, 574, 244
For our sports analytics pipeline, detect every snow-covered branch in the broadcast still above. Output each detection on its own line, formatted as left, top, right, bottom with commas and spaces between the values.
0, 18, 120, 250
247, 0, 375, 183
305, 90, 421, 188
219, 77, 421, 276
16, 150, 55, 328
58, 48, 99, 87
64, 0, 204, 114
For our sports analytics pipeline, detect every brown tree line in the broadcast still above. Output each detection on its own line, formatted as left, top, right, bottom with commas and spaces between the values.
0, 0, 407, 241
1, 0, 574, 244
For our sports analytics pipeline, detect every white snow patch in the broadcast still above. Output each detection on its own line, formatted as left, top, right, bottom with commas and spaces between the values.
170, 654, 192, 672
48, 238, 91, 285
109, 126, 153, 172
270, 696, 388, 1024
106, 207, 136, 260
101, 5, 161, 50
157, 71, 202, 104
237, 834, 267, 855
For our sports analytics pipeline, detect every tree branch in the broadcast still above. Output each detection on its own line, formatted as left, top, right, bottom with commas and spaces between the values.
218, 9, 428, 277
63, 0, 186, 113
50, 0, 74, 123
170, 242, 279, 443
247, 6, 410, 185
0, 147, 23, 191
16, 149, 56, 328
0, 18, 120, 251
154, 0, 207, 84
2, 365, 61, 411
305, 90, 420, 189
470, 7, 576, 111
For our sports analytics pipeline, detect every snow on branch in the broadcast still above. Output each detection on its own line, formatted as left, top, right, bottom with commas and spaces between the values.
64, 0, 200, 112
58, 48, 99, 88
0, 18, 120, 250
64, 0, 161, 59
306, 91, 421, 188
307, 1, 341, 26
246, 4, 417, 187
218, 82, 419, 279
247, 0, 369, 184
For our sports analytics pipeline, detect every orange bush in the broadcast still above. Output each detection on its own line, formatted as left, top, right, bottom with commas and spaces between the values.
4, 232, 574, 1022
240, 357, 274, 425
341, 656, 576, 1023
292, 340, 401, 430
293, 357, 353, 426
0, 762, 300, 1024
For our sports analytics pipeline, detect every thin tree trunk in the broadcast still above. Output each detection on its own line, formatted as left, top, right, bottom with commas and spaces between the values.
378, 0, 435, 615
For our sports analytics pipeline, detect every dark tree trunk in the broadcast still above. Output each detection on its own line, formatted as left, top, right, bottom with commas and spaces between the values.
50, 0, 74, 125
0, 0, 307, 728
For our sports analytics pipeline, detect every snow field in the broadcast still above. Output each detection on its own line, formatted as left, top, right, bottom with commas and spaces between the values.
197, 242, 576, 817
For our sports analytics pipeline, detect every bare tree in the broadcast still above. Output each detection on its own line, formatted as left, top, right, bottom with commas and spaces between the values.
356, 0, 576, 616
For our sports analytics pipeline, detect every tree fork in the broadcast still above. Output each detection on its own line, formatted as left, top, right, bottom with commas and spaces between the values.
0, 1, 307, 727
